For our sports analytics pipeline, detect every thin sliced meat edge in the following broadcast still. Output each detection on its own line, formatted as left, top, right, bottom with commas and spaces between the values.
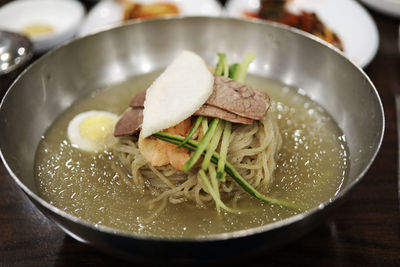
206, 75, 270, 120
114, 104, 253, 137
129, 76, 270, 121
116, 75, 270, 136
129, 89, 146, 108
114, 108, 143, 137
194, 104, 253, 125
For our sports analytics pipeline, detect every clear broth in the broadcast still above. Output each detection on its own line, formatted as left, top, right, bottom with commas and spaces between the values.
35, 72, 348, 238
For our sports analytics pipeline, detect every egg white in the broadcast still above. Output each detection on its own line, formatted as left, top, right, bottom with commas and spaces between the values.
67, 110, 119, 153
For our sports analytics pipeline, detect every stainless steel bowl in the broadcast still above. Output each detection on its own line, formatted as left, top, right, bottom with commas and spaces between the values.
0, 17, 384, 264
0, 30, 33, 75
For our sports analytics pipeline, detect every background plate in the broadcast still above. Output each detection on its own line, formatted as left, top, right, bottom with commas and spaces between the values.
79, 0, 222, 36
359, 0, 400, 18
225, 0, 379, 68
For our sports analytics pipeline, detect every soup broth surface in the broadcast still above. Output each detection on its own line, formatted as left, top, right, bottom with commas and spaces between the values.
35, 72, 348, 237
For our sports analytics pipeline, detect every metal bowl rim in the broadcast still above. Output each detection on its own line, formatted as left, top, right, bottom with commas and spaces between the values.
0, 16, 385, 242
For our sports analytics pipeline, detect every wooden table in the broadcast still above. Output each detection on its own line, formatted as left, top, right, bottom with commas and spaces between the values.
1, 2, 400, 266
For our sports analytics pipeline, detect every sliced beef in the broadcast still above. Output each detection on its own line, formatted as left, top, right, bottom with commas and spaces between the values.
206, 75, 270, 120
115, 104, 253, 136
129, 89, 146, 108
194, 104, 253, 124
115, 75, 270, 136
114, 108, 143, 137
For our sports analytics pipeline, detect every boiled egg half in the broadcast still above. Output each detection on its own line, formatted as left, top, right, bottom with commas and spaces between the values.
67, 110, 119, 153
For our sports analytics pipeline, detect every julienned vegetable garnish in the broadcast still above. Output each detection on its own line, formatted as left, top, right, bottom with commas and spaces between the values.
152, 131, 301, 211
146, 51, 302, 212
36, 49, 350, 234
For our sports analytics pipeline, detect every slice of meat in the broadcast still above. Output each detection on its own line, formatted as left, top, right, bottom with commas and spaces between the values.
115, 75, 270, 136
115, 104, 253, 137
128, 76, 270, 121
129, 90, 147, 108
114, 108, 143, 137
206, 75, 270, 120
194, 104, 253, 125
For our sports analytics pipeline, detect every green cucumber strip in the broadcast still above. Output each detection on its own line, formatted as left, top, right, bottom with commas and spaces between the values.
209, 165, 219, 196
199, 169, 237, 213
182, 118, 219, 172
215, 53, 227, 76
152, 132, 304, 211
177, 116, 203, 148
217, 121, 232, 180
201, 118, 208, 135
202, 120, 224, 170
208, 165, 220, 213
215, 53, 229, 77
229, 63, 240, 80
223, 59, 229, 78
236, 52, 256, 83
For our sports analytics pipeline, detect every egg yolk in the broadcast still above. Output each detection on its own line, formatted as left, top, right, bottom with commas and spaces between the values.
21, 23, 54, 38
79, 115, 114, 143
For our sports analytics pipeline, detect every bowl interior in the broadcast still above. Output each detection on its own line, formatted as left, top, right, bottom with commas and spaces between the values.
0, 17, 383, 244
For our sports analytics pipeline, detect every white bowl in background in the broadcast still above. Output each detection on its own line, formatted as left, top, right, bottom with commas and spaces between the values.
78, 0, 222, 37
225, 0, 379, 68
360, 0, 400, 18
0, 0, 85, 53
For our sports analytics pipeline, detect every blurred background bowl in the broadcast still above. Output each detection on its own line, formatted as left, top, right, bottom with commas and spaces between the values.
0, 0, 85, 53
0, 17, 384, 264
359, 0, 400, 18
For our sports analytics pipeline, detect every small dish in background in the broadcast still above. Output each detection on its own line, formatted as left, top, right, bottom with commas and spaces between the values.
225, 0, 379, 68
78, 0, 222, 37
0, 0, 85, 53
360, 0, 400, 18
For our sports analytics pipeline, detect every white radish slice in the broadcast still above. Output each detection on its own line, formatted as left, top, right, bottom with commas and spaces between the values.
141, 50, 214, 138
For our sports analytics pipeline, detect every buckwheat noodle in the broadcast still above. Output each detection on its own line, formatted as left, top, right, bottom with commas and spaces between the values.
111, 104, 282, 216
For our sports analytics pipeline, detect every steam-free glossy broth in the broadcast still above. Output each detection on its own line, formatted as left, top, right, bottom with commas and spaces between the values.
35, 73, 348, 237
